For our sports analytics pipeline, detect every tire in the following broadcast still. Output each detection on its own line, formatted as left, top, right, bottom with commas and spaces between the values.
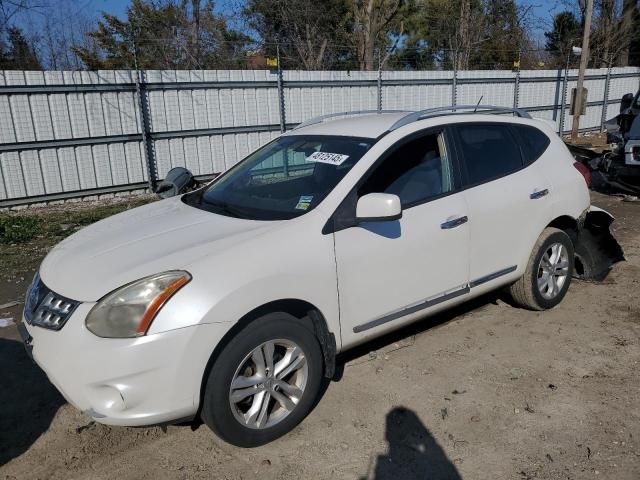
201, 312, 323, 447
509, 227, 574, 311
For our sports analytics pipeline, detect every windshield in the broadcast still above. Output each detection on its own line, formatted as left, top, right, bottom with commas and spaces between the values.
183, 135, 374, 220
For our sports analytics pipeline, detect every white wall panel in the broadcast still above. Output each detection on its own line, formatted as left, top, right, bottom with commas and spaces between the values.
20, 150, 44, 195
75, 146, 98, 190
92, 144, 112, 187
1, 152, 26, 197
57, 147, 81, 191
1, 67, 639, 201
39, 149, 62, 193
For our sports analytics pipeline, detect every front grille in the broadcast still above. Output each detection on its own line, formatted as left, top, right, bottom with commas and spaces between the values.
24, 273, 80, 331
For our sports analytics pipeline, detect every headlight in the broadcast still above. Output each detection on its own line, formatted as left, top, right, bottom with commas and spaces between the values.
86, 271, 191, 338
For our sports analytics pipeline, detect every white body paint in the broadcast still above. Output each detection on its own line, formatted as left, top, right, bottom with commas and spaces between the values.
23, 112, 593, 426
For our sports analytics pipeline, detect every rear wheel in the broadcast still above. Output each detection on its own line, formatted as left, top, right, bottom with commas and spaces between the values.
201, 313, 323, 447
509, 227, 574, 310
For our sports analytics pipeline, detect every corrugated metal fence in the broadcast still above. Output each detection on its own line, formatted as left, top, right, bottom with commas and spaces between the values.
1, 67, 639, 207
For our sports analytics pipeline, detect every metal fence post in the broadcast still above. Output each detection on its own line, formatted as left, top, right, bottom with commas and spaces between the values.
134, 69, 157, 191
452, 53, 458, 106
277, 45, 286, 133
513, 71, 520, 109
600, 63, 612, 133
377, 49, 383, 112
559, 57, 569, 135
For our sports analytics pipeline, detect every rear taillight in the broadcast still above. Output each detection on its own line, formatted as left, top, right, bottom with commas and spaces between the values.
573, 162, 592, 187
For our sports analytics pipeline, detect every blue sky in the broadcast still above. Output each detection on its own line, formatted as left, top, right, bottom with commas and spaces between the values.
85, 0, 568, 37
20, 0, 570, 45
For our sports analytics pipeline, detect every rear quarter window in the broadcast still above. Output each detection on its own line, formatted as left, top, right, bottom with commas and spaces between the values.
511, 124, 551, 164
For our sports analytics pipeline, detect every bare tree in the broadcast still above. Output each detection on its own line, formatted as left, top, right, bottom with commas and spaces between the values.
39, 0, 93, 69
590, 0, 636, 66
277, 0, 333, 69
618, 0, 636, 65
352, 0, 404, 70
244, 0, 350, 70
0, 0, 38, 27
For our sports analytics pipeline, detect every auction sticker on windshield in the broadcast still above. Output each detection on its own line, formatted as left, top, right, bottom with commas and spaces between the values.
306, 151, 349, 166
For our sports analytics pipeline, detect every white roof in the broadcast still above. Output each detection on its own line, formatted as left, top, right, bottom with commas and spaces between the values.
285, 112, 410, 139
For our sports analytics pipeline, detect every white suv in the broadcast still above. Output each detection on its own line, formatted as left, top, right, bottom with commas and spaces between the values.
19, 107, 621, 447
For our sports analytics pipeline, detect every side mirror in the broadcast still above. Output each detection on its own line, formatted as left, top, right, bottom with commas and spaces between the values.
620, 93, 634, 113
356, 193, 402, 222
155, 167, 196, 199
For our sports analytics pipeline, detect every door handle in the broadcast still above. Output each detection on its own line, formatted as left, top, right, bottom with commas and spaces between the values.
441, 216, 468, 229
530, 188, 549, 199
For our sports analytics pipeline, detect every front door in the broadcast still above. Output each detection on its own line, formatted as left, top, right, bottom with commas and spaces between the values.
332, 130, 470, 347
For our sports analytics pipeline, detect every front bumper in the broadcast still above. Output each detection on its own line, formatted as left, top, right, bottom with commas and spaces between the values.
625, 140, 640, 166
21, 303, 231, 427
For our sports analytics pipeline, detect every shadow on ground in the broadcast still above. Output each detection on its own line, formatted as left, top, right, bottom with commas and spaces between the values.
0, 335, 65, 466
342, 295, 505, 479
335, 289, 504, 377
362, 407, 462, 480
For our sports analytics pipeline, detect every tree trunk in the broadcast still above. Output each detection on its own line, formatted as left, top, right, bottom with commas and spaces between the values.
354, 0, 401, 71
619, 0, 636, 66
457, 0, 470, 70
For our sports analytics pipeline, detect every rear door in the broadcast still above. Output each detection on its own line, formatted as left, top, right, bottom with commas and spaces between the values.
451, 122, 552, 288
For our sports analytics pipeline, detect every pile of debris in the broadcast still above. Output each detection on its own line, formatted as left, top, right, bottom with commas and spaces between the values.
567, 92, 640, 196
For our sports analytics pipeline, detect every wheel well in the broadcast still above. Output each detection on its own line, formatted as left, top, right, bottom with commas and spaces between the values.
547, 215, 578, 239
546, 215, 584, 275
196, 299, 336, 421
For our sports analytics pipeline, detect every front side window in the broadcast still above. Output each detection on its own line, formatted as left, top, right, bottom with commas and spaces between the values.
183, 135, 373, 220
359, 132, 453, 207
456, 124, 524, 186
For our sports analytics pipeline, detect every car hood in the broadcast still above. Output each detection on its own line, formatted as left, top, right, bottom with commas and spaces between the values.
40, 197, 276, 301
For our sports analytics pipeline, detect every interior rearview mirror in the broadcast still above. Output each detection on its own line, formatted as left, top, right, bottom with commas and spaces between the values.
356, 193, 402, 222
620, 93, 634, 113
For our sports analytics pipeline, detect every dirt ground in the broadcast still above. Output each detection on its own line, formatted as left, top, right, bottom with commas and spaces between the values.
0, 191, 639, 480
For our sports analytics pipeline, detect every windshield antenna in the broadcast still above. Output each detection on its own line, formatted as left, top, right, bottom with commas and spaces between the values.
474, 96, 483, 112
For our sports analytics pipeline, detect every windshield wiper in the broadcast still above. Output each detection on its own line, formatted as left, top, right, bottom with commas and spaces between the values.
206, 200, 250, 219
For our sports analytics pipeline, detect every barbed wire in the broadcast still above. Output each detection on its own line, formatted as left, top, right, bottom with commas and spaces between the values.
5, 34, 640, 72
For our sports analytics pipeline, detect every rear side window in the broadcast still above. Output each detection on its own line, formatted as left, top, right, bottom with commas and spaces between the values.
511, 125, 551, 164
455, 124, 523, 186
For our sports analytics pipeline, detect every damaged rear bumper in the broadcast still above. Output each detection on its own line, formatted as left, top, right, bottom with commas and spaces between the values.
574, 206, 625, 281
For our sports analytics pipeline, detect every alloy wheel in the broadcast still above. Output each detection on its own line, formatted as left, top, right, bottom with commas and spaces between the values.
228, 339, 308, 429
537, 242, 570, 300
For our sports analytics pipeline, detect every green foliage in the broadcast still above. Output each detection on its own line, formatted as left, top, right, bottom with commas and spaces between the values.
0, 215, 40, 244
480, 0, 521, 69
243, 0, 352, 69
0, 198, 153, 245
0, 26, 41, 70
392, 0, 524, 70
73, 0, 251, 70
544, 11, 582, 66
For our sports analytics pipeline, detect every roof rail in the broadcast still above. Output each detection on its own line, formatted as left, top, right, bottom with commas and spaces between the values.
388, 105, 532, 131
293, 109, 406, 130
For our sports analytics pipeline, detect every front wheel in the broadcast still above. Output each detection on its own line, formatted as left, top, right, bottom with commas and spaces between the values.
509, 227, 574, 310
201, 313, 323, 447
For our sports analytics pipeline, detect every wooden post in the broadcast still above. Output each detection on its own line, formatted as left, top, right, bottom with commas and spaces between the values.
571, 0, 594, 141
